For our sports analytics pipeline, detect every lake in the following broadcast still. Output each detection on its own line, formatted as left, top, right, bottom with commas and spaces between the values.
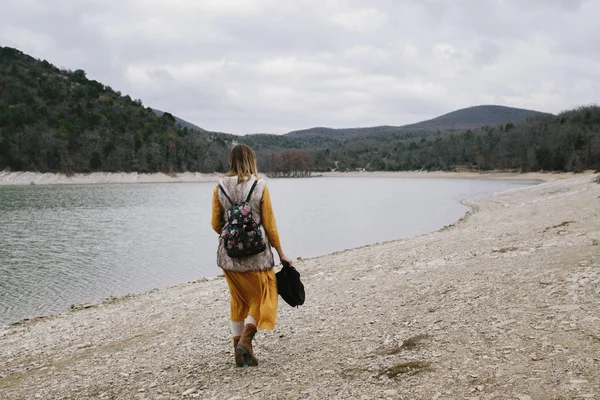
0, 177, 538, 325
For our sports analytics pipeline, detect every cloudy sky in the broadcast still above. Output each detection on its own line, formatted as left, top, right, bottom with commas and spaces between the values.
1, 0, 599, 134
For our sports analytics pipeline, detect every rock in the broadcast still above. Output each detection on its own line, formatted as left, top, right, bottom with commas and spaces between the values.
182, 388, 197, 396
384, 389, 398, 396
550, 305, 580, 312
517, 395, 532, 400
494, 319, 516, 328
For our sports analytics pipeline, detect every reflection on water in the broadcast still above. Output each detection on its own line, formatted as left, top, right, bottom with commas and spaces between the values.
0, 178, 537, 325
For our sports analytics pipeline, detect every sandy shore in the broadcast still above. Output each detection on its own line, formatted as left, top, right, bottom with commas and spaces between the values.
0, 170, 579, 185
1, 174, 599, 399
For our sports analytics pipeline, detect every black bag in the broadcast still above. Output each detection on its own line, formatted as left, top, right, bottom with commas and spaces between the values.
218, 180, 267, 259
276, 260, 305, 307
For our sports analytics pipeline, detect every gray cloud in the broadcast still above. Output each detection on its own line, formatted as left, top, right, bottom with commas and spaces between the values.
1, 0, 598, 133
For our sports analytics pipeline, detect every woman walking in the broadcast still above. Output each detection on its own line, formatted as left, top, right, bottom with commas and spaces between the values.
211, 144, 293, 367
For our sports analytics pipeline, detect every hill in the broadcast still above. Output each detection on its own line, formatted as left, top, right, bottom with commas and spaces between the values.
399, 105, 550, 131
286, 105, 551, 140
0, 46, 231, 174
311, 106, 599, 172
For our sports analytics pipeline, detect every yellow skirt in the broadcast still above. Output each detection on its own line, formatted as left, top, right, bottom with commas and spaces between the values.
223, 269, 278, 330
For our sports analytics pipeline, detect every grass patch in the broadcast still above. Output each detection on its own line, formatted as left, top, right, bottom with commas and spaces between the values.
378, 334, 431, 355
379, 361, 431, 378
545, 221, 574, 231
440, 223, 454, 231
492, 246, 519, 253
401, 334, 431, 349
102, 294, 134, 305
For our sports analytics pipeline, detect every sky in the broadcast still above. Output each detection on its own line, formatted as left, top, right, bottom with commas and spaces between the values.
1, 0, 599, 134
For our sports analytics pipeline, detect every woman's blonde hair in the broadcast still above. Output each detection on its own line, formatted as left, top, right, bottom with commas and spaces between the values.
227, 144, 259, 183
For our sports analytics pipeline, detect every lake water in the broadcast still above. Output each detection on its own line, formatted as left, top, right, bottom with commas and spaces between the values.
0, 177, 538, 325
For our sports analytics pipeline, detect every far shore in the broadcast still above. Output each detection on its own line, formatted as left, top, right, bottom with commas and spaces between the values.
0, 169, 581, 186
318, 170, 576, 182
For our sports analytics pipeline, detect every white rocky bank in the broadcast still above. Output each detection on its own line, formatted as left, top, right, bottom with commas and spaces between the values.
0, 170, 221, 185
1, 174, 599, 399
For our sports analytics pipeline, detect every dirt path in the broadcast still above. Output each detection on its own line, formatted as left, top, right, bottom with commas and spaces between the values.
1, 174, 599, 399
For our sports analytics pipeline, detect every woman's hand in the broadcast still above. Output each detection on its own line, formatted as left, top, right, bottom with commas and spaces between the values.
275, 246, 293, 266
280, 254, 293, 266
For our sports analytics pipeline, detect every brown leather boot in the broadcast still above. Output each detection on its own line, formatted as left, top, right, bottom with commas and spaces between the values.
236, 324, 258, 366
233, 336, 244, 367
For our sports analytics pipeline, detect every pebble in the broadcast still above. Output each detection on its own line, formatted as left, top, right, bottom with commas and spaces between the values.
570, 379, 589, 384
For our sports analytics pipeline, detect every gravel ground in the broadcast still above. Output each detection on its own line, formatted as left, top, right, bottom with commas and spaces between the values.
1, 173, 599, 400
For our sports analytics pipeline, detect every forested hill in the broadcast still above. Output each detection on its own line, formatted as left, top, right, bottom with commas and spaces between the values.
285, 105, 550, 140
315, 107, 600, 172
1, 46, 599, 175
0, 46, 232, 174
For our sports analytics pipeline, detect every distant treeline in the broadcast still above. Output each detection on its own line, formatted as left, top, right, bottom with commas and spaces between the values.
310, 106, 600, 173
1, 46, 599, 176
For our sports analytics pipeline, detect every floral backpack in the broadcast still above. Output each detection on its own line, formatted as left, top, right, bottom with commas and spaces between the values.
218, 180, 267, 258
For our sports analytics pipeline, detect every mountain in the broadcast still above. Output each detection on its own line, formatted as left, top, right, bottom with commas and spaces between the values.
151, 108, 206, 132
400, 105, 551, 131
285, 105, 552, 140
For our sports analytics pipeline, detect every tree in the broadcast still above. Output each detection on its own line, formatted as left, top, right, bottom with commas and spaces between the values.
89, 151, 102, 170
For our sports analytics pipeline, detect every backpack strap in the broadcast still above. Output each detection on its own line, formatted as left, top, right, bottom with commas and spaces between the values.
245, 179, 258, 203
218, 184, 234, 205
219, 179, 258, 205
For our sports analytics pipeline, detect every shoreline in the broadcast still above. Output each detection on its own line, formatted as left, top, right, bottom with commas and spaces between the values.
0, 169, 580, 186
1, 173, 599, 399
